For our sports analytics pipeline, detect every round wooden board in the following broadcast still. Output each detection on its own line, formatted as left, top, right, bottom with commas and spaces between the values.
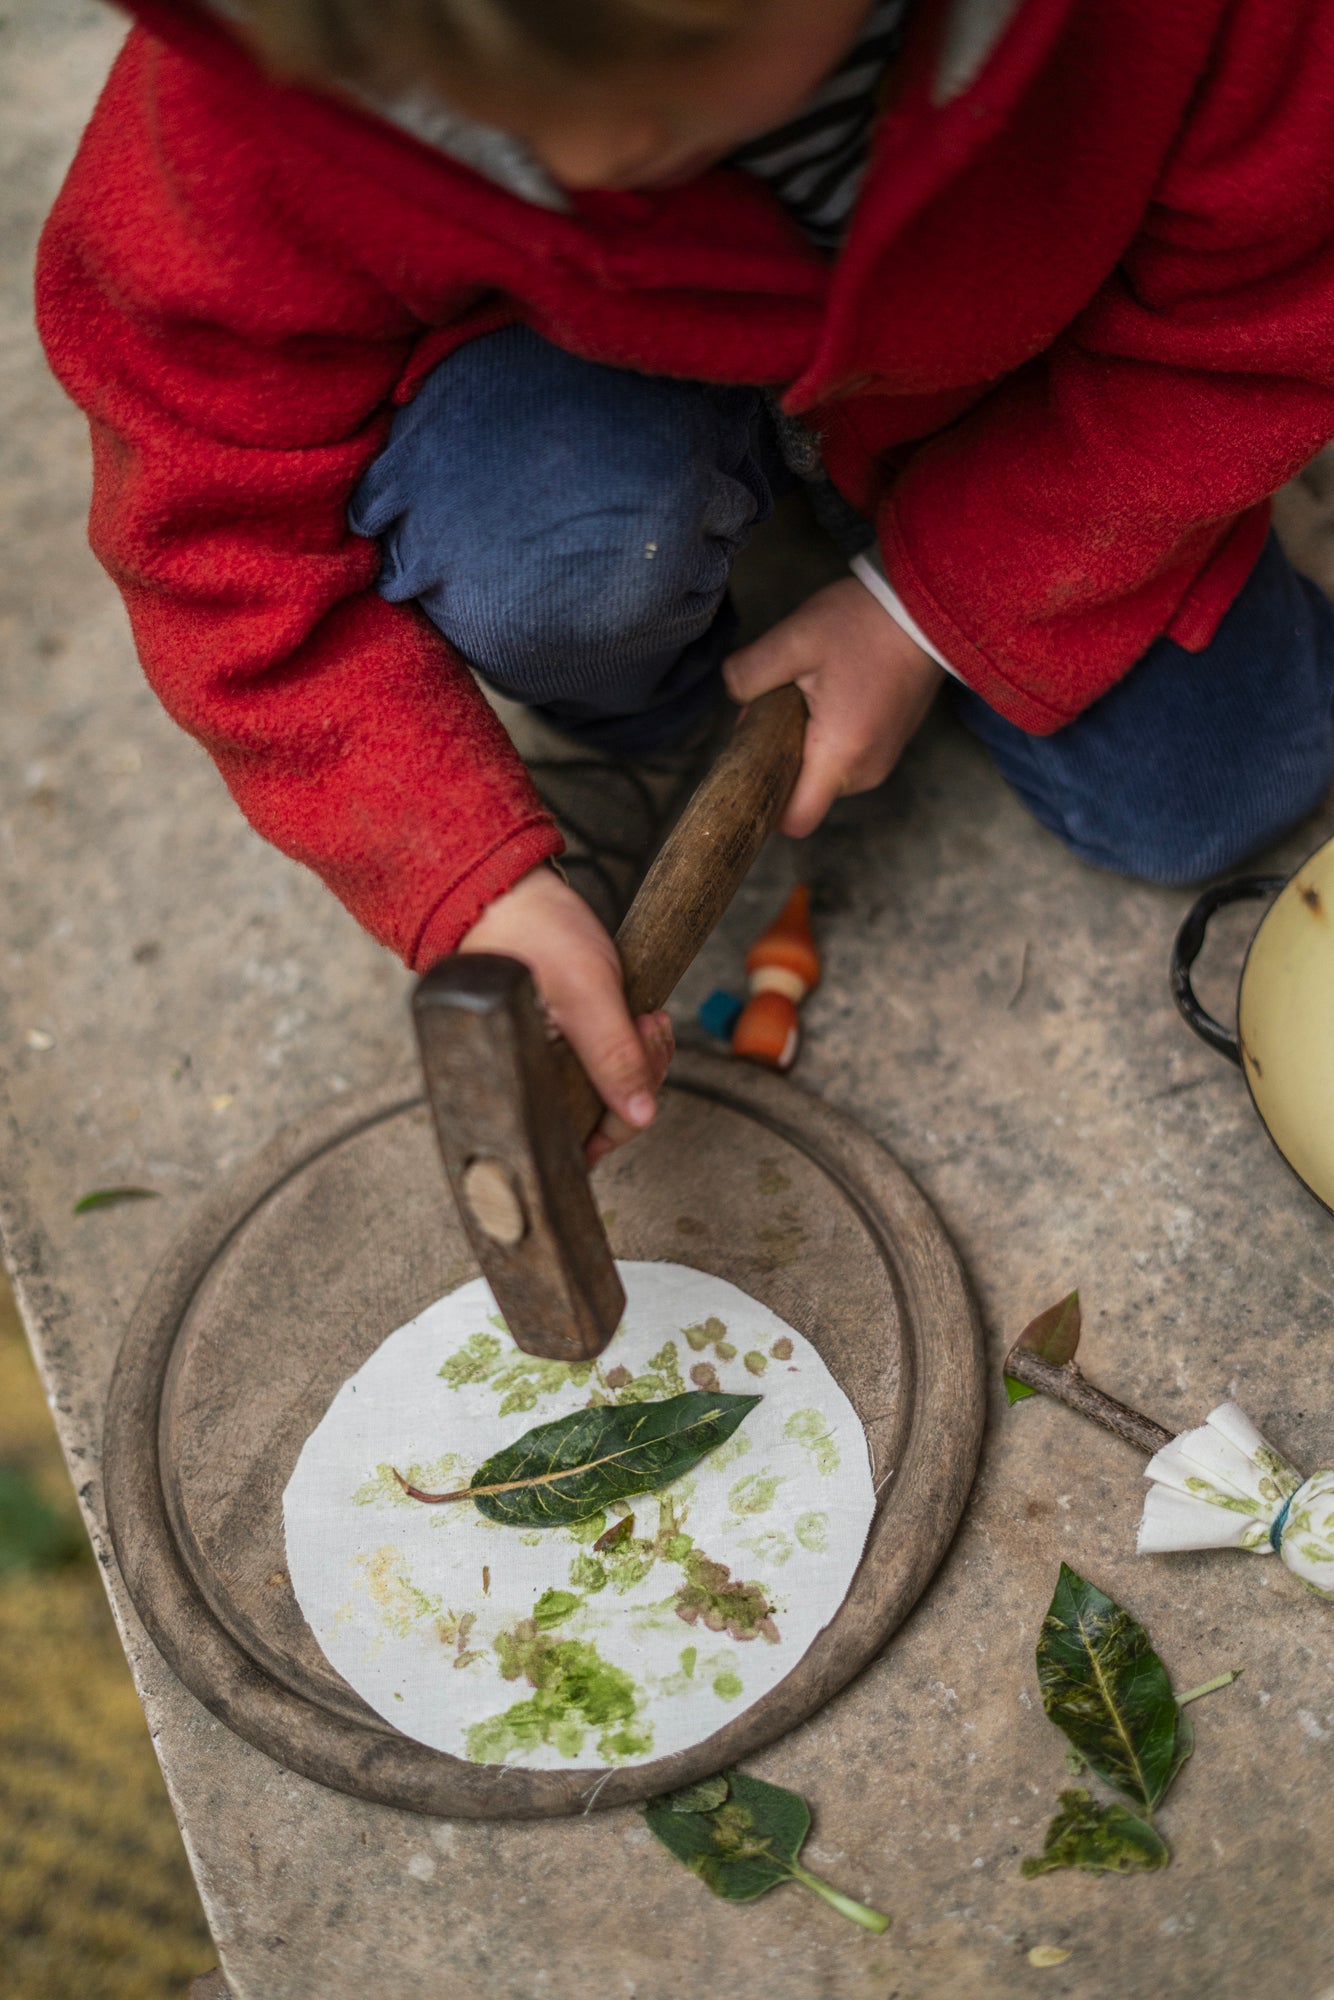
104, 1051, 983, 1820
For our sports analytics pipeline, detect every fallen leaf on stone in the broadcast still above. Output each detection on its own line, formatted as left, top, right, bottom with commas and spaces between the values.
1036, 1564, 1179, 1812
1028, 1944, 1074, 1966
1022, 1790, 1169, 1877
645, 1771, 889, 1934
72, 1186, 159, 1215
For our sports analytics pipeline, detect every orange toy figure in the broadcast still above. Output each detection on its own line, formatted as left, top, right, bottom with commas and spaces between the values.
731, 885, 821, 1071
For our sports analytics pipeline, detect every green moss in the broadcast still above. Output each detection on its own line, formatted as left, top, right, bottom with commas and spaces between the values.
467, 1617, 650, 1765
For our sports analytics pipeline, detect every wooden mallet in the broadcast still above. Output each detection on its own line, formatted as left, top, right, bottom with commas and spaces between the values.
411, 687, 807, 1364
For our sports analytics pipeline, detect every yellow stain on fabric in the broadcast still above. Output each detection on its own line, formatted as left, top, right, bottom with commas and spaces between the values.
0, 1278, 214, 2000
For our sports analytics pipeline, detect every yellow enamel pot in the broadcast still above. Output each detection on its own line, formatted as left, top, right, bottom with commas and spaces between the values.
1172, 835, 1334, 1215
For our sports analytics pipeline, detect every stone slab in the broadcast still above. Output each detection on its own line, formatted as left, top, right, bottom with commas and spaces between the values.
3, 8, 1332, 1997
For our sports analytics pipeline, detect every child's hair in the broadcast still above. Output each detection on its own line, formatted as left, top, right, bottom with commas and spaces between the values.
235, 0, 747, 92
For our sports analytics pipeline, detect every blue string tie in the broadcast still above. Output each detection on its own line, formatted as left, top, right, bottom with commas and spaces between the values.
1269, 1487, 1298, 1553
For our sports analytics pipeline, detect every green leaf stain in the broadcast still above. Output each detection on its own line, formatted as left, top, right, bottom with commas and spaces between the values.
532, 1588, 581, 1629
744, 1351, 768, 1377
437, 1331, 504, 1389
741, 1529, 793, 1568
795, 1510, 828, 1553
784, 1409, 840, 1476
679, 1646, 697, 1679
466, 1616, 651, 1765
437, 1319, 596, 1415
712, 1670, 744, 1702
353, 1546, 442, 1639
568, 1553, 607, 1592
708, 1430, 753, 1473
675, 1551, 779, 1643
729, 1471, 783, 1516
682, 1317, 737, 1362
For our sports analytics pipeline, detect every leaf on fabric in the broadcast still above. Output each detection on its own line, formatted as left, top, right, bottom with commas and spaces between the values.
1036, 1566, 1180, 1812
72, 1186, 159, 1214
593, 1513, 635, 1554
395, 1392, 760, 1526
1021, 1790, 1170, 1877
1006, 1291, 1081, 1403
644, 1771, 890, 1934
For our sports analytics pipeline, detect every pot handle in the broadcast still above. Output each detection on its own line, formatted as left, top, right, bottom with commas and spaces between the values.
1170, 875, 1287, 1067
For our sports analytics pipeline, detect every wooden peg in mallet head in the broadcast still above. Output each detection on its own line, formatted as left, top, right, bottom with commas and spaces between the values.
413, 686, 807, 1363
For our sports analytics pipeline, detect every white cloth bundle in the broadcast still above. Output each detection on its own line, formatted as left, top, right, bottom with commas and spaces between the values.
1137, 1401, 1334, 1600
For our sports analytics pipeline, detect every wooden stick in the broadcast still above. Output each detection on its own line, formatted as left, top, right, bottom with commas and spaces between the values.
1002, 1349, 1175, 1456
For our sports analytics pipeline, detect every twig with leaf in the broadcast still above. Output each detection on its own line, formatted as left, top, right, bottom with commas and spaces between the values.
1004, 1293, 1334, 1599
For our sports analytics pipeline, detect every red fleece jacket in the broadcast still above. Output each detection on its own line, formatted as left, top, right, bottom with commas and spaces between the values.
36, 0, 1334, 967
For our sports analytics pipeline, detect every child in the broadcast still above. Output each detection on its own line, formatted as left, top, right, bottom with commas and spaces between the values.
38, 0, 1334, 1153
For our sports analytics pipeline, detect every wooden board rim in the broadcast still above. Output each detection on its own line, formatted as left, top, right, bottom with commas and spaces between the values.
103, 1054, 984, 1820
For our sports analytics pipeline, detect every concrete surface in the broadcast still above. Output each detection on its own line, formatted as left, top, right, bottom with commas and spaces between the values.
3, 6, 1333, 1998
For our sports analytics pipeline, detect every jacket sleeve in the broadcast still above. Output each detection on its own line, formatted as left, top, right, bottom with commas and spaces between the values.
36, 31, 559, 968
877, 0, 1334, 734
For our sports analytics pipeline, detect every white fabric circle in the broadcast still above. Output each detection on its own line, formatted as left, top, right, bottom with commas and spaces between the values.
283, 1262, 874, 1770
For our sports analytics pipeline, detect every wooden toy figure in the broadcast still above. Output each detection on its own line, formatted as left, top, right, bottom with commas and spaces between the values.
731, 885, 821, 1071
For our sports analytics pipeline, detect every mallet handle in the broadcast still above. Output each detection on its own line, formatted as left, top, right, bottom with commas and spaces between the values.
554, 685, 808, 1142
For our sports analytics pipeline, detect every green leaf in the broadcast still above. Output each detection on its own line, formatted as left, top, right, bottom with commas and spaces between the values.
1036, 1565, 1180, 1812
655, 1775, 731, 1814
72, 1186, 159, 1215
0, 1464, 88, 1575
1006, 1291, 1081, 1403
1164, 1706, 1194, 1793
396, 1392, 760, 1526
1021, 1790, 1170, 1877
645, 1772, 890, 1934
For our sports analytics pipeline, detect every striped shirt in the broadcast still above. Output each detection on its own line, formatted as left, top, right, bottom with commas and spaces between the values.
728, 0, 910, 253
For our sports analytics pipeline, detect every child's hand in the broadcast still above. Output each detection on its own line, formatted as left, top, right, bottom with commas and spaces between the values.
457, 865, 674, 1165
724, 577, 946, 837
